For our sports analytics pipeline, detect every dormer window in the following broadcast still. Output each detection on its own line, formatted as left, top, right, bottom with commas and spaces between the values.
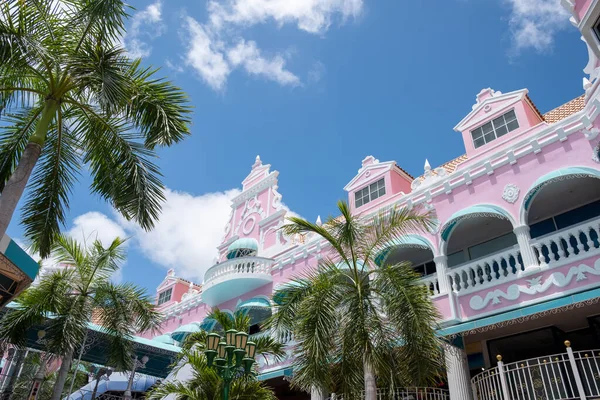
158, 288, 172, 305
471, 109, 519, 149
355, 178, 385, 208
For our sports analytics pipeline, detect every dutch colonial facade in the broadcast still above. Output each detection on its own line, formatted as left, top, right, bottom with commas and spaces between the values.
146, 1, 600, 399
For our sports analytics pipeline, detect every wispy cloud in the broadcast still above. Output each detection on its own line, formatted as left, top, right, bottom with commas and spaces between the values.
122, 1, 165, 59
505, 0, 570, 53
182, 0, 363, 90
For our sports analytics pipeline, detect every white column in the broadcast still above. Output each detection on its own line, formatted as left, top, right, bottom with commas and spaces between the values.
444, 342, 473, 400
311, 386, 327, 400
433, 255, 450, 293
513, 225, 539, 270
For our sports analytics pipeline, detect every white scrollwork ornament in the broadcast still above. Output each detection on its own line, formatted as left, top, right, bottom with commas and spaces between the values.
502, 184, 520, 204
593, 143, 600, 163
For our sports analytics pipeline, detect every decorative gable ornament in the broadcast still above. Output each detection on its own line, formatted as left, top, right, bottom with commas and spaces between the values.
502, 184, 520, 204
411, 159, 448, 190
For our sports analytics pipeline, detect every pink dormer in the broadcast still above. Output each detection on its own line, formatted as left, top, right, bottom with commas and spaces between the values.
454, 88, 544, 159
344, 155, 413, 213
155, 269, 201, 308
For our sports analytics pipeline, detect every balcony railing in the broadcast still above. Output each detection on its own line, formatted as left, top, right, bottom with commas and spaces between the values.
330, 387, 450, 400
472, 342, 600, 400
448, 246, 523, 295
532, 217, 600, 267
203, 256, 275, 289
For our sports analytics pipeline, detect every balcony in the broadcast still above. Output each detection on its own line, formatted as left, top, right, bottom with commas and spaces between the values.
472, 342, 600, 400
202, 256, 275, 306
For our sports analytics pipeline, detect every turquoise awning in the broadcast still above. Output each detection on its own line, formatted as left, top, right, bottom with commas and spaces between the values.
227, 238, 259, 259
171, 322, 202, 342
441, 204, 512, 241
200, 317, 216, 331
524, 167, 600, 210
374, 235, 433, 266
237, 298, 271, 310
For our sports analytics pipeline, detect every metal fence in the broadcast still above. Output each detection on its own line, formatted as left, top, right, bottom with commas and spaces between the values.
329, 387, 450, 400
472, 341, 600, 400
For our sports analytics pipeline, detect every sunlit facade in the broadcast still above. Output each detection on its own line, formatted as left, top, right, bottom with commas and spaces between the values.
144, 2, 600, 398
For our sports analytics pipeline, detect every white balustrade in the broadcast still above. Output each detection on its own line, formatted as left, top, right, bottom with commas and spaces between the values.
203, 256, 275, 288
420, 273, 442, 296
532, 217, 600, 268
448, 246, 523, 294
472, 342, 600, 400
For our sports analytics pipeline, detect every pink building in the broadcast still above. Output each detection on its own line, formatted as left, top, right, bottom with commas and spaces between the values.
148, 2, 600, 399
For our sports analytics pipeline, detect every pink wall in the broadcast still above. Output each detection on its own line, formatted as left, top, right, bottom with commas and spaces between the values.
576, 0, 594, 20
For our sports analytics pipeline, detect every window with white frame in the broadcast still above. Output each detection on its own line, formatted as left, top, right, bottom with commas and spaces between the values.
355, 178, 386, 208
158, 288, 172, 305
471, 109, 519, 149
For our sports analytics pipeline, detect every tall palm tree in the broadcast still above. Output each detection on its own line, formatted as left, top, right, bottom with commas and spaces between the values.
0, 234, 161, 400
146, 348, 277, 400
267, 201, 444, 400
0, 0, 191, 257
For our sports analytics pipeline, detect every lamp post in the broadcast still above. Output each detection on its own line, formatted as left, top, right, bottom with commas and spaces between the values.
123, 355, 149, 400
204, 329, 257, 400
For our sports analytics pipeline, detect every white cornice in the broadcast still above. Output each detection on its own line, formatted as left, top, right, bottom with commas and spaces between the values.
232, 172, 278, 206
454, 89, 527, 132
259, 209, 286, 227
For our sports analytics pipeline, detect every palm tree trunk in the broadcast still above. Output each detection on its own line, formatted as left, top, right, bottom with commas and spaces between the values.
0, 143, 42, 239
363, 358, 377, 400
50, 349, 73, 400
0, 99, 56, 240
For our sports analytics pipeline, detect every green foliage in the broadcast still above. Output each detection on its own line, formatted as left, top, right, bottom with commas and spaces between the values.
147, 348, 277, 400
0, 0, 192, 257
0, 234, 161, 371
267, 201, 445, 396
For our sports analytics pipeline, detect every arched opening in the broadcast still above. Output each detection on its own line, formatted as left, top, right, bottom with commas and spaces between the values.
237, 298, 272, 335
525, 170, 600, 264
442, 205, 522, 292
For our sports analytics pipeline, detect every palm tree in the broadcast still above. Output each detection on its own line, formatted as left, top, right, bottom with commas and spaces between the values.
0, 234, 161, 400
0, 0, 191, 257
146, 348, 277, 400
267, 201, 445, 400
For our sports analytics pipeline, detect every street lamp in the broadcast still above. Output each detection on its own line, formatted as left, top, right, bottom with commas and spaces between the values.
204, 330, 256, 400
123, 354, 149, 400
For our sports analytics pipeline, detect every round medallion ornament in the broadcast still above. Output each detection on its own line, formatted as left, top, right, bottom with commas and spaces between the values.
502, 184, 520, 204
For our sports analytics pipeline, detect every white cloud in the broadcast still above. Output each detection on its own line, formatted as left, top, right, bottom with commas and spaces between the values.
184, 17, 232, 90
122, 1, 165, 59
182, 0, 362, 90
228, 40, 300, 86
121, 188, 241, 282
505, 0, 570, 53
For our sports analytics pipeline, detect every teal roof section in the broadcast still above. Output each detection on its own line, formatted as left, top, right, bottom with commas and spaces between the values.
227, 238, 259, 259
524, 167, 600, 210
441, 204, 512, 241
1, 236, 40, 280
374, 235, 433, 266
171, 322, 202, 342
153, 333, 177, 346
258, 367, 293, 381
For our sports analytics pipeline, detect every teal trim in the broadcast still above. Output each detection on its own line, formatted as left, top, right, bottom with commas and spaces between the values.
153, 334, 177, 346
258, 367, 293, 381
4, 239, 40, 280
441, 205, 512, 241
438, 287, 600, 337
524, 167, 600, 211
227, 238, 258, 252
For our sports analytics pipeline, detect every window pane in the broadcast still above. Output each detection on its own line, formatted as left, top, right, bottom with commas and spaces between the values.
378, 187, 385, 197
370, 182, 378, 192
473, 136, 485, 148
356, 198, 363, 207
378, 179, 385, 190
504, 110, 516, 121
371, 191, 380, 201
471, 127, 482, 140
506, 119, 519, 132
483, 130, 495, 143
495, 125, 508, 137
482, 122, 494, 134
492, 116, 505, 129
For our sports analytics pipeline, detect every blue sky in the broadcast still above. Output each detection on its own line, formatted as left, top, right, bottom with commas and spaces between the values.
8, 0, 588, 294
